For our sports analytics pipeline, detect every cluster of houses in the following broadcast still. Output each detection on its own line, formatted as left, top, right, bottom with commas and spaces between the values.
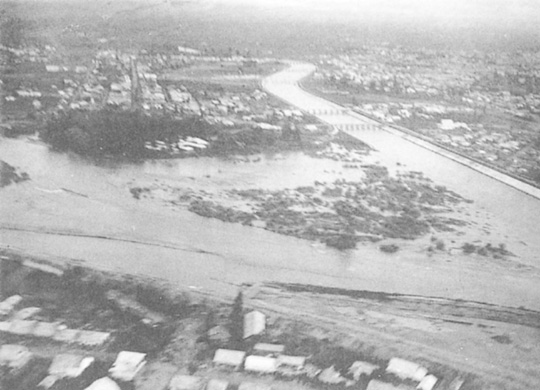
210, 345, 445, 390
144, 137, 209, 153
0, 344, 146, 390
0, 294, 111, 347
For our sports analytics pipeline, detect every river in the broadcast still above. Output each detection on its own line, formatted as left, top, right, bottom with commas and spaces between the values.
1, 63, 540, 310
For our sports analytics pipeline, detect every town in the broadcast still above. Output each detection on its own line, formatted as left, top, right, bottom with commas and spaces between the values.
0, 251, 467, 390
2, 2, 540, 390
304, 46, 540, 186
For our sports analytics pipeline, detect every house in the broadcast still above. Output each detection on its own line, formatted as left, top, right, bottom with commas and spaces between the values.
0, 344, 33, 370
109, 351, 147, 381
0, 295, 23, 316
386, 358, 427, 382
238, 382, 272, 390
276, 355, 305, 369
77, 330, 111, 346
253, 343, 284, 356
46, 65, 61, 72
276, 355, 306, 376
84, 377, 121, 390
206, 379, 229, 390
244, 355, 277, 374
213, 349, 246, 369
366, 379, 407, 390
243, 311, 266, 339
169, 374, 205, 390
348, 361, 379, 380
318, 366, 348, 385
417, 375, 438, 390
38, 353, 94, 389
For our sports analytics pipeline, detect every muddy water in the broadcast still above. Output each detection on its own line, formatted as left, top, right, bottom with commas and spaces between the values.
1, 65, 540, 309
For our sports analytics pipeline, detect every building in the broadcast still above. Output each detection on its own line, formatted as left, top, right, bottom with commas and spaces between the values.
84, 377, 121, 390
0, 344, 32, 370
109, 351, 147, 381
213, 349, 246, 369
244, 356, 277, 374
243, 311, 266, 339
238, 383, 272, 390
348, 361, 379, 380
386, 358, 427, 382
206, 379, 229, 390
366, 380, 406, 390
253, 343, 284, 356
417, 375, 438, 390
169, 374, 205, 390
39, 353, 95, 389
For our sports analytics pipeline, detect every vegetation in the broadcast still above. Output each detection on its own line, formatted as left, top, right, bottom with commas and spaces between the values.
228, 291, 244, 347
461, 242, 513, 258
379, 244, 400, 253
0, 161, 29, 187
41, 109, 209, 159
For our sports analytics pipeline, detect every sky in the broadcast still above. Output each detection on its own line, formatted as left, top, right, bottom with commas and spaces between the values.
207, 0, 540, 28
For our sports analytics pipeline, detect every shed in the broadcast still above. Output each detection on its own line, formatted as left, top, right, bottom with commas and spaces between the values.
238, 382, 272, 390
77, 330, 111, 346
253, 343, 284, 356
32, 322, 58, 338
386, 358, 427, 382
53, 327, 80, 343
243, 311, 266, 339
213, 349, 246, 369
244, 355, 277, 374
169, 374, 205, 390
38, 354, 94, 389
0, 295, 23, 316
46, 65, 60, 73
366, 380, 408, 390
318, 366, 347, 384
0, 344, 32, 370
276, 355, 305, 369
206, 379, 229, 390
9, 320, 37, 336
417, 375, 438, 390
48, 353, 94, 377
85, 377, 121, 390
348, 361, 379, 380
109, 351, 147, 381
14, 307, 41, 320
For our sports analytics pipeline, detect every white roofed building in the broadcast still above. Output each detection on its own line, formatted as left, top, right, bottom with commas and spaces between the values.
213, 349, 246, 369
386, 358, 427, 382
244, 355, 277, 374
109, 351, 146, 381
243, 311, 266, 339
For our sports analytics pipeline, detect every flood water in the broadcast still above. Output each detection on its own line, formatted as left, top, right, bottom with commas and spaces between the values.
1, 64, 540, 309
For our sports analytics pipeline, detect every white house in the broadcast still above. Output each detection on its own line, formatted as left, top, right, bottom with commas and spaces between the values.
244, 355, 277, 374
109, 351, 146, 381
243, 311, 266, 339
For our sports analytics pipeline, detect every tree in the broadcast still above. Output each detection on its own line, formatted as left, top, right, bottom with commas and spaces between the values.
0, 14, 25, 49
228, 291, 244, 346
1, 7, 32, 69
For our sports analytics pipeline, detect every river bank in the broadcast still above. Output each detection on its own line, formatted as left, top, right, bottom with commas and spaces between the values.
130, 141, 471, 250
0, 161, 29, 188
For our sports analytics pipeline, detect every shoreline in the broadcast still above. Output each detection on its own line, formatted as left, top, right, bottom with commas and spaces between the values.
294, 72, 540, 200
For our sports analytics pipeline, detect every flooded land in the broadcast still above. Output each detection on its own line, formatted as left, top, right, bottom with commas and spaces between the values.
1, 1, 540, 389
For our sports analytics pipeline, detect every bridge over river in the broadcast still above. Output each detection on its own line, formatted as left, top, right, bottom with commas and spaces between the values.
0, 62, 539, 312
